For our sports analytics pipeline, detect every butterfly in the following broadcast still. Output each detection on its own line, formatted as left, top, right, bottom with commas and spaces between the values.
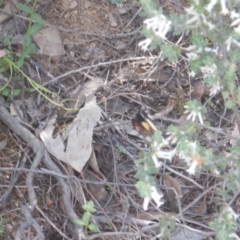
131, 108, 157, 137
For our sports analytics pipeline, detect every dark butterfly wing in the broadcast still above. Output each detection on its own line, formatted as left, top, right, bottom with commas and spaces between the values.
132, 110, 157, 136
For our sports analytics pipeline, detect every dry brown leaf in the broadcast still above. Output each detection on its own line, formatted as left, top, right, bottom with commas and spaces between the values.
66, 76, 104, 111
88, 149, 100, 173
33, 27, 64, 58
190, 80, 204, 100
40, 97, 101, 173
0, 0, 18, 24
160, 173, 182, 212
196, 195, 207, 215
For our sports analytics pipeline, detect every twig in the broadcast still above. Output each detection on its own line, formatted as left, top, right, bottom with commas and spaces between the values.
42, 56, 159, 86
36, 206, 72, 240
165, 165, 204, 190
15, 205, 44, 240
0, 152, 27, 206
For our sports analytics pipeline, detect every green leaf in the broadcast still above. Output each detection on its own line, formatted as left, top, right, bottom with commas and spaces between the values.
88, 224, 99, 232
140, 0, 157, 16
32, 13, 43, 25
13, 89, 21, 96
190, 58, 202, 73
28, 23, 42, 35
1, 87, 10, 97
136, 181, 153, 198
23, 35, 32, 46
82, 201, 96, 213
161, 43, 180, 61
17, 3, 32, 13
16, 58, 24, 68
73, 219, 85, 226
82, 212, 90, 225
225, 100, 236, 109
24, 44, 35, 56
230, 49, 240, 62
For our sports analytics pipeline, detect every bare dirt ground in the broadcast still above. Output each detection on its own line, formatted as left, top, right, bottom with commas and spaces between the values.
0, 0, 240, 239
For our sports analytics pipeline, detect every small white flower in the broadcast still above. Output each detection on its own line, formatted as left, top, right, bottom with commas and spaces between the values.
201, 13, 215, 30
226, 36, 233, 51
233, 25, 240, 34
143, 197, 150, 211
220, 0, 229, 15
143, 186, 164, 210
232, 39, 240, 48
186, 52, 199, 60
230, 10, 240, 20
185, 108, 204, 125
185, 6, 200, 26
185, 5, 215, 29
228, 233, 240, 240
213, 169, 220, 175
138, 38, 152, 52
226, 37, 240, 51
165, 133, 178, 145
151, 154, 162, 168
155, 149, 176, 161
205, 0, 218, 13
177, 142, 203, 175
187, 160, 198, 175
231, 18, 240, 27
204, 47, 218, 54
189, 71, 196, 77
144, 15, 172, 40
209, 81, 222, 96
200, 64, 217, 78
224, 206, 239, 220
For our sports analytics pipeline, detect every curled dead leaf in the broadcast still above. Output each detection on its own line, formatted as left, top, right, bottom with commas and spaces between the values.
196, 194, 207, 215
160, 173, 182, 212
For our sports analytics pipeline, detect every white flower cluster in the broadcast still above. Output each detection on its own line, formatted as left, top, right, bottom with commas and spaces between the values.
185, 46, 219, 78
222, 205, 239, 239
185, 5, 215, 30
178, 141, 204, 175
138, 15, 172, 51
200, 64, 222, 96
205, 0, 228, 15
143, 186, 164, 211
225, 10, 240, 51
150, 132, 203, 176
142, 128, 205, 210
184, 104, 204, 125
